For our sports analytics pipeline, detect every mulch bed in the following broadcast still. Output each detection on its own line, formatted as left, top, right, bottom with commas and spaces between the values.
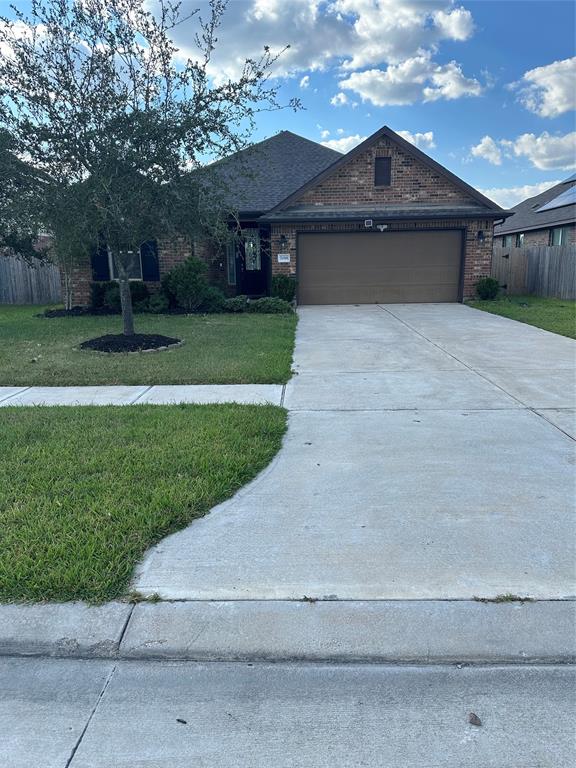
79, 333, 182, 353
41, 307, 116, 318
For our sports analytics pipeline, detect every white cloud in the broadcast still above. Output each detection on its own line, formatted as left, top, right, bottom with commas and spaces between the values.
471, 135, 502, 165
514, 57, 576, 118
503, 132, 576, 171
339, 53, 483, 106
320, 129, 331, 139
471, 131, 576, 171
321, 133, 367, 153
167, 1, 480, 106
432, 7, 474, 41
479, 180, 563, 209
299, 74, 310, 89
330, 92, 349, 106
396, 130, 436, 149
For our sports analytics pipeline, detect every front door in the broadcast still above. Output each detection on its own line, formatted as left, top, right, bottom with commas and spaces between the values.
237, 228, 267, 296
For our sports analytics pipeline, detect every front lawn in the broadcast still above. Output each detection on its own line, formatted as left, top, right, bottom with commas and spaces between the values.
468, 295, 576, 339
0, 306, 297, 385
0, 404, 287, 602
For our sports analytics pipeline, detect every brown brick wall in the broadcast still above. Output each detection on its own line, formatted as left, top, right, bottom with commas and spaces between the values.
296, 136, 475, 207
494, 224, 575, 249
270, 218, 493, 300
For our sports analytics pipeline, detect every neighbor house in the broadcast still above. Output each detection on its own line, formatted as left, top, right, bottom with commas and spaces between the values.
493, 175, 576, 250
68, 125, 510, 306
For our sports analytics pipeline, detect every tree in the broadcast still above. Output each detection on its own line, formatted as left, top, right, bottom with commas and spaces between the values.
0, 0, 297, 334
0, 128, 44, 260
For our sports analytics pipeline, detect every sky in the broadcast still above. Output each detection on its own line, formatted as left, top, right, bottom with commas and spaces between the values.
165, 0, 576, 207
2, 0, 575, 207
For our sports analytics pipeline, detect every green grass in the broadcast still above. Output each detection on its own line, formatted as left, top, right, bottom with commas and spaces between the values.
0, 404, 287, 602
468, 295, 576, 339
0, 306, 297, 385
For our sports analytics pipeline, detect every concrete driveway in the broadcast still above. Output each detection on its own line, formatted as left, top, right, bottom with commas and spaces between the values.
134, 304, 575, 600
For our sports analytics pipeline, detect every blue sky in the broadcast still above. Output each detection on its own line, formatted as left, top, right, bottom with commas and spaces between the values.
168, 0, 576, 206
3, 0, 575, 206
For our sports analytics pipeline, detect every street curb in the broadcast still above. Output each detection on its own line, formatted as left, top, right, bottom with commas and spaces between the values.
0, 602, 133, 658
1, 600, 574, 663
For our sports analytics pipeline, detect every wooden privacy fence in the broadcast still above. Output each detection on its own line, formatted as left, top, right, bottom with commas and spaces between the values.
0, 252, 62, 305
492, 244, 576, 300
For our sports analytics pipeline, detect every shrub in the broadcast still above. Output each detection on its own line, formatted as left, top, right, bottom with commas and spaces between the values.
248, 297, 294, 314
130, 281, 150, 305
225, 295, 251, 313
271, 274, 297, 303
475, 277, 500, 301
163, 256, 212, 311
146, 293, 170, 314
199, 285, 226, 313
103, 283, 121, 311
90, 281, 113, 309
102, 281, 149, 312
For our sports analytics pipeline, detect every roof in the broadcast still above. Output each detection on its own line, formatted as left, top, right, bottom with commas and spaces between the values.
494, 177, 576, 235
207, 131, 342, 215
267, 125, 509, 216
263, 203, 503, 223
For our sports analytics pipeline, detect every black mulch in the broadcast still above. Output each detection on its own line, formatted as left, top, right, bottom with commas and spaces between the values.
79, 333, 182, 353
41, 307, 116, 318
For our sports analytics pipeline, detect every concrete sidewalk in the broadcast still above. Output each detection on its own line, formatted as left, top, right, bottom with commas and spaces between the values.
0, 383, 284, 406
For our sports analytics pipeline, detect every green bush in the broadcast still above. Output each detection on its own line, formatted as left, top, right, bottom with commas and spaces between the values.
199, 285, 226, 313
225, 295, 251, 313
271, 274, 297, 303
146, 293, 170, 314
475, 277, 500, 301
249, 297, 294, 314
90, 281, 114, 309
163, 256, 213, 311
102, 281, 149, 312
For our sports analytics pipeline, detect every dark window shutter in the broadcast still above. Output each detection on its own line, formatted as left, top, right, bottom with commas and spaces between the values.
374, 157, 391, 186
90, 241, 110, 281
140, 240, 160, 281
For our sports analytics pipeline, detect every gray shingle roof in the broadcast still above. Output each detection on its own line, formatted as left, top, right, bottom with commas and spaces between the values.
209, 131, 342, 215
494, 178, 576, 235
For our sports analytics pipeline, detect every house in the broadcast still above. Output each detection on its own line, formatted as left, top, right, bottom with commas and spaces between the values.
69, 125, 509, 306
493, 176, 576, 250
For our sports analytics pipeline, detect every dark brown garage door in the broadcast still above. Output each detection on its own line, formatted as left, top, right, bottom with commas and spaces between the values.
298, 230, 463, 304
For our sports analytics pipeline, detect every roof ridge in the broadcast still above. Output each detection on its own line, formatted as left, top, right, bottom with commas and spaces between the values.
267, 124, 505, 214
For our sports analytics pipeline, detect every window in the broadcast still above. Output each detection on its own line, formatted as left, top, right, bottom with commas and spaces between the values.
374, 156, 391, 187
226, 240, 237, 285
549, 227, 567, 246
515, 233, 525, 247
109, 246, 143, 280
503, 235, 513, 248
243, 230, 261, 271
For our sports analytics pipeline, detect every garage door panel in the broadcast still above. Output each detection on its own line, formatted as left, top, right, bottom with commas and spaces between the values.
298, 231, 462, 305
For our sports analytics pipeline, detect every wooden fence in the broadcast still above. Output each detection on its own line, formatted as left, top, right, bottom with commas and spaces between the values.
492, 244, 576, 300
0, 252, 62, 305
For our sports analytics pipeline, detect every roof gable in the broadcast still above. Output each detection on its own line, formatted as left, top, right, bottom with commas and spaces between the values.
269, 125, 505, 214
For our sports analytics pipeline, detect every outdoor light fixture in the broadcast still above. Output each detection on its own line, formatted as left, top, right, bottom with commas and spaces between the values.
477, 230, 485, 242
279, 234, 288, 248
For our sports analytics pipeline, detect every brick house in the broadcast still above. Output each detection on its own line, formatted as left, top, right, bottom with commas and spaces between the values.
493, 176, 576, 250
71, 125, 509, 306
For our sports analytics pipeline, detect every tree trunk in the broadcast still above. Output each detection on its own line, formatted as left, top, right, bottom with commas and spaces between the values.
116, 260, 135, 336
